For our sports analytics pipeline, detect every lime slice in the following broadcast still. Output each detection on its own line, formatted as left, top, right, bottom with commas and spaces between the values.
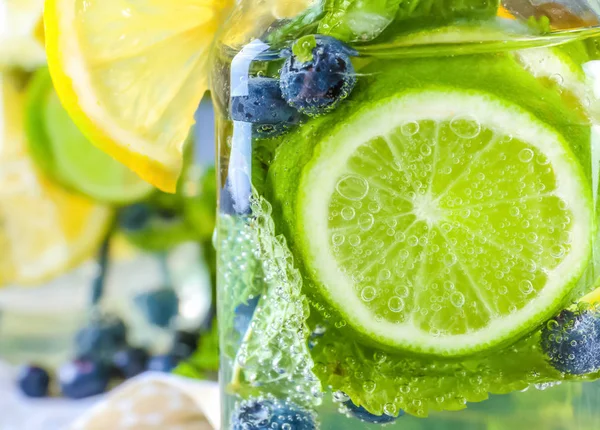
288, 89, 592, 356
25, 68, 153, 204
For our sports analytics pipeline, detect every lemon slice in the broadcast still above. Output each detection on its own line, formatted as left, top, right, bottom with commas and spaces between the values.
0, 0, 46, 70
44, 0, 234, 192
0, 72, 112, 286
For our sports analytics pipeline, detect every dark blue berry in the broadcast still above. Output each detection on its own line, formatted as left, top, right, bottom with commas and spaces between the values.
134, 288, 179, 329
118, 203, 152, 232
75, 316, 127, 361
17, 365, 50, 398
234, 295, 260, 336
280, 35, 356, 116
344, 400, 403, 424
59, 359, 110, 399
541, 308, 600, 375
230, 77, 305, 137
170, 330, 200, 360
147, 354, 180, 373
112, 347, 149, 379
232, 399, 316, 430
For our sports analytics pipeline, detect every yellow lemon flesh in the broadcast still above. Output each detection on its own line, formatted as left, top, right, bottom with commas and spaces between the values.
0, 72, 112, 286
44, 0, 234, 192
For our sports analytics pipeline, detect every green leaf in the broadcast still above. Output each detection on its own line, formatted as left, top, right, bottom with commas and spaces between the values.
174, 320, 219, 379
309, 323, 573, 418
293, 35, 318, 62
227, 196, 322, 408
267, 0, 501, 44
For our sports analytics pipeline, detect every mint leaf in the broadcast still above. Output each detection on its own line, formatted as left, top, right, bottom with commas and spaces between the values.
268, 0, 500, 45
309, 323, 588, 417
228, 196, 322, 408
293, 35, 318, 62
174, 320, 219, 379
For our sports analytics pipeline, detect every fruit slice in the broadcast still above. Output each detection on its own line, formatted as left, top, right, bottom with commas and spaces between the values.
0, 72, 112, 285
44, 0, 233, 192
294, 89, 592, 356
25, 68, 153, 204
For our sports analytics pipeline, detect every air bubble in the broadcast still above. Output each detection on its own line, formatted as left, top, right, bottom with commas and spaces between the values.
358, 213, 374, 231
361, 286, 376, 302
550, 73, 564, 85
388, 296, 405, 312
383, 403, 397, 416
341, 206, 356, 220
368, 201, 381, 213
349, 235, 361, 246
550, 245, 565, 258
336, 175, 369, 201
518, 148, 534, 162
450, 115, 481, 139
395, 285, 410, 298
332, 233, 345, 246
450, 292, 465, 307
379, 269, 391, 280
363, 380, 376, 393
401, 121, 420, 136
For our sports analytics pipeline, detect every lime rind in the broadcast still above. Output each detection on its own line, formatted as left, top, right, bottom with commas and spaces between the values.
25, 68, 153, 204
297, 88, 593, 356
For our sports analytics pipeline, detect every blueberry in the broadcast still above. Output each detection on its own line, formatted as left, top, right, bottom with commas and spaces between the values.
344, 400, 403, 424
147, 354, 180, 373
75, 316, 128, 361
232, 398, 316, 430
112, 347, 149, 379
17, 365, 50, 398
541, 308, 600, 375
234, 296, 260, 336
59, 359, 110, 399
280, 35, 356, 116
118, 203, 152, 232
134, 288, 179, 329
170, 330, 200, 360
230, 77, 305, 137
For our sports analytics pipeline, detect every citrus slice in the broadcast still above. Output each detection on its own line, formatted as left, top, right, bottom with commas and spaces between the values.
292, 89, 592, 356
25, 68, 153, 204
0, 72, 112, 286
44, 0, 234, 192
0, 0, 46, 70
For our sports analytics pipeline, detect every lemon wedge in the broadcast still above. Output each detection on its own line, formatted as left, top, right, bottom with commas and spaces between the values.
0, 71, 112, 286
44, 0, 234, 192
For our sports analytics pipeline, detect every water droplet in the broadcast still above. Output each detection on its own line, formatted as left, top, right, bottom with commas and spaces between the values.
349, 235, 361, 246
383, 403, 397, 416
388, 296, 405, 312
450, 292, 465, 307
363, 380, 376, 393
518, 148, 534, 163
358, 213, 374, 231
332, 233, 345, 246
450, 115, 481, 139
336, 175, 369, 201
379, 269, 391, 281
550, 73, 564, 85
361, 286, 376, 302
341, 206, 356, 220
333, 391, 350, 403
401, 121, 419, 136
550, 245, 565, 258
519, 280, 534, 295
395, 285, 410, 298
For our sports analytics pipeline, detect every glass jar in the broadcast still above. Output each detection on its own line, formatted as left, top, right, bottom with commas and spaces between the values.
213, 0, 600, 428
